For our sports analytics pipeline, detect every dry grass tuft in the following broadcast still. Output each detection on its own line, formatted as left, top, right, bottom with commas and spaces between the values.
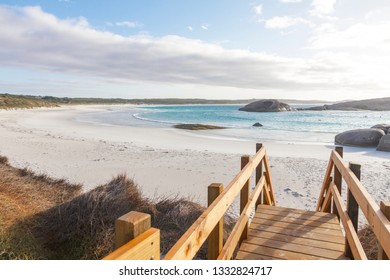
1, 155, 234, 259
358, 225, 378, 260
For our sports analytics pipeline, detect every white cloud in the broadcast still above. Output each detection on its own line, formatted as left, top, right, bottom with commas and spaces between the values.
115, 21, 143, 28
201, 25, 208, 30
253, 4, 263, 16
280, 0, 303, 3
310, 0, 337, 16
187, 26, 193, 31
0, 5, 389, 96
265, 16, 313, 29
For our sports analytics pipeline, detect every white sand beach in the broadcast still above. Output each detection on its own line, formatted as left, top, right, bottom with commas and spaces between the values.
0, 105, 389, 214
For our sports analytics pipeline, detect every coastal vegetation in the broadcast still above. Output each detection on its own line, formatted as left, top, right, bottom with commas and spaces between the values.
0, 155, 234, 259
0, 93, 327, 110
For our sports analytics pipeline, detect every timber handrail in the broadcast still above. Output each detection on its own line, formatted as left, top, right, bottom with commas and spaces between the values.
163, 143, 276, 260
317, 147, 390, 260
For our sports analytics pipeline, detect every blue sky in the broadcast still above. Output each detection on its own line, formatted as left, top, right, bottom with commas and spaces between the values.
1, 0, 390, 100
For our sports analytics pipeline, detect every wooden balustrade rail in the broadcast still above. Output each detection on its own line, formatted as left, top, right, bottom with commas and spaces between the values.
317, 147, 390, 260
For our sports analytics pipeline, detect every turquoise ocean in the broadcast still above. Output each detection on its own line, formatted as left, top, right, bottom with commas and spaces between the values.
81, 105, 390, 145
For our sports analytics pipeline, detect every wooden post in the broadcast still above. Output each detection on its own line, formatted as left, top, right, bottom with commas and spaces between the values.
256, 143, 263, 207
332, 146, 343, 219
378, 201, 390, 260
240, 155, 250, 241
207, 183, 224, 260
115, 211, 151, 249
345, 162, 361, 259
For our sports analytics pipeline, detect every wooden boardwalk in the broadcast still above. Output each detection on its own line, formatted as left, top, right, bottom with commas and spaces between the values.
104, 144, 390, 261
236, 205, 347, 260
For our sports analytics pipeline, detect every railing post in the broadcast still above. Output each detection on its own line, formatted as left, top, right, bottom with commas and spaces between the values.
115, 211, 151, 249
240, 155, 250, 241
378, 201, 390, 260
345, 162, 361, 259
256, 143, 263, 207
207, 183, 224, 260
332, 146, 343, 219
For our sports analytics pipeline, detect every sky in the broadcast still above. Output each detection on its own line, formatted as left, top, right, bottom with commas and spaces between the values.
1, 0, 390, 101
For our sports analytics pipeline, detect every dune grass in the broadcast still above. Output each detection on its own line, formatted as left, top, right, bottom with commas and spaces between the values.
0, 155, 234, 259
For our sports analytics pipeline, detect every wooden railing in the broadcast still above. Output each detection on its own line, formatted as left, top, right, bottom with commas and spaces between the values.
317, 147, 390, 260
103, 143, 275, 260
164, 143, 276, 260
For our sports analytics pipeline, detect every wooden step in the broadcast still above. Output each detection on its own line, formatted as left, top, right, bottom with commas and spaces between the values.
236, 205, 347, 260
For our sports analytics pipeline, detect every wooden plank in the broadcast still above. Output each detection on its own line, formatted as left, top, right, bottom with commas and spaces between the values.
332, 146, 343, 218
251, 214, 341, 230
378, 201, 390, 260
345, 162, 360, 259
262, 177, 272, 206
217, 176, 265, 260
330, 183, 367, 260
316, 153, 334, 211
255, 143, 263, 207
257, 204, 337, 218
263, 154, 276, 205
163, 146, 266, 260
207, 183, 223, 260
115, 211, 151, 249
104, 228, 160, 260
236, 251, 282, 260
238, 243, 332, 260
250, 224, 345, 244
240, 156, 250, 241
248, 230, 344, 252
331, 150, 390, 257
243, 236, 345, 259
255, 208, 340, 225
250, 218, 344, 237
321, 185, 333, 213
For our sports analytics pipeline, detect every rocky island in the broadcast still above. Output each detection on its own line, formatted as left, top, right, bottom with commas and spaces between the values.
239, 99, 294, 112
302, 97, 390, 111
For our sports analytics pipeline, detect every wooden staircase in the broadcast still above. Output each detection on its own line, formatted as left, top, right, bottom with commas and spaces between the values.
103, 144, 390, 261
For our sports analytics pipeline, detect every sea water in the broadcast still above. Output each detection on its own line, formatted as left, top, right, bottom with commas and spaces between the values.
80, 105, 390, 144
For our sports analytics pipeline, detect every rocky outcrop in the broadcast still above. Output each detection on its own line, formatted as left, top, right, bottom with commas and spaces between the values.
335, 129, 385, 147
302, 97, 390, 111
377, 134, 390, 151
239, 99, 294, 112
371, 124, 390, 134
253, 122, 263, 127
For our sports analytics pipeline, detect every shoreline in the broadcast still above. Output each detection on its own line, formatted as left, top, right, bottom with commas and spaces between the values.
0, 105, 389, 212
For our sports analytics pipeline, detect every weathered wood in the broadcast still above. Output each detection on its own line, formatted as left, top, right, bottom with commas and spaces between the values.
332, 146, 343, 218
251, 218, 343, 237
263, 154, 276, 205
255, 143, 263, 206
330, 183, 367, 260
345, 162, 360, 259
163, 146, 266, 260
207, 183, 223, 260
248, 231, 344, 252
243, 236, 345, 259
331, 150, 390, 258
251, 214, 341, 230
240, 155, 250, 241
104, 228, 160, 260
115, 211, 151, 249
250, 224, 345, 244
217, 176, 265, 260
262, 176, 272, 205
321, 184, 333, 213
378, 201, 390, 260
316, 154, 334, 211
257, 204, 338, 218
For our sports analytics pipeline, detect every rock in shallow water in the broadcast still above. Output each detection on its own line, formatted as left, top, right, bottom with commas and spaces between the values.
377, 134, 390, 152
252, 122, 263, 127
335, 128, 385, 147
239, 99, 294, 112
371, 124, 390, 134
